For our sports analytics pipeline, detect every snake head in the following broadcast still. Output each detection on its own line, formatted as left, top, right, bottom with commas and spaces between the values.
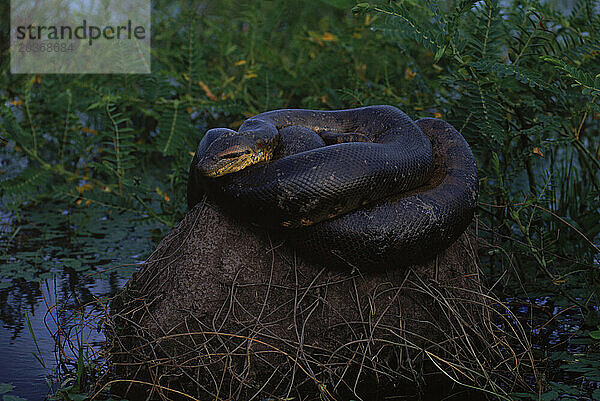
195, 128, 276, 177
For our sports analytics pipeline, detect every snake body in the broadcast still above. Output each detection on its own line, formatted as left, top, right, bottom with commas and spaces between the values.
187, 105, 478, 269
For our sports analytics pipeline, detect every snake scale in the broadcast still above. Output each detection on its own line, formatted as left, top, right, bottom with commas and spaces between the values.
187, 105, 478, 270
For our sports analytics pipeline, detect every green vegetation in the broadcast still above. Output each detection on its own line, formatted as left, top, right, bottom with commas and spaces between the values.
1, 0, 599, 399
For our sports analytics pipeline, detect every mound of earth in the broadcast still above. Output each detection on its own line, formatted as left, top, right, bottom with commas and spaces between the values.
104, 199, 522, 400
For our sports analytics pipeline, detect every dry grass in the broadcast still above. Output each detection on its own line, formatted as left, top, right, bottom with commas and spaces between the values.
92, 202, 541, 401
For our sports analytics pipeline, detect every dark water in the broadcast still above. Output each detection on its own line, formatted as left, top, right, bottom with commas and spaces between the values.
0, 196, 157, 400
0, 299, 54, 399
0, 278, 129, 400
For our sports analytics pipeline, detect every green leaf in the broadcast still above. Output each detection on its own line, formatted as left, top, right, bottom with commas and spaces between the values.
470, 60, 548, 90
0, 384, 14, 395
0, 167, 52, 197
352, 2, 370, 13
540, 390, 559, 401
3, 396, 27, 401
434, 45, 447, 62
369, 3, 443, 53
62, 258, 85, 271
25, 312, 46, 369
156, 101, 190, 157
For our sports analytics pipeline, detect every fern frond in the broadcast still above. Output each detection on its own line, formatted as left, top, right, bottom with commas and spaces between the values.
0, 104, 35, 151
470, 60, 549, 90
156, 100, 192, 156
569, 0, 600, 34
542, 56, 600, 97
368, 3, 444, 55
444, 77, 506, 151
466, 0, 505, 59
184, 19, 206, 95
0, 166, 51, 197
544, 27, 597, 59
474, 79, 506, 147
195, 99, 242, 115
444, 0, 478, 41
506, 7, 555, 64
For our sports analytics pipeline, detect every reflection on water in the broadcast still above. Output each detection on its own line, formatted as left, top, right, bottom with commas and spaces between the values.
500, 296, 600, 397
0, 202, 158, 400
0, 302, 53, 399
0, 277, 125, 400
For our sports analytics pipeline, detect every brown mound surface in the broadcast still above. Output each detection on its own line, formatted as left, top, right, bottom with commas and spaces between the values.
106, 201, 535, 400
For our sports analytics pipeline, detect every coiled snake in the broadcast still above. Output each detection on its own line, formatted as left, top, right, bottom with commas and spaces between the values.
187, 105, 478, 269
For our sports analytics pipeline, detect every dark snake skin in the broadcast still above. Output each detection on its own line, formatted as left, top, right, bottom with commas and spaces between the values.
188, 105, 478, 270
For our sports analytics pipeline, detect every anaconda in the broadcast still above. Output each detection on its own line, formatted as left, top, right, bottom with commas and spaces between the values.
187, 105, 478, 269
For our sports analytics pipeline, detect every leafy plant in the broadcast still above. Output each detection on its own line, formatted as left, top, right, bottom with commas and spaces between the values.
1, 0, 599, 399
353, 0, 600, 298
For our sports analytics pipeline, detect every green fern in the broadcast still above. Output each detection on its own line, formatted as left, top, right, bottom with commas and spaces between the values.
467, 0, 505, 60
0, 103, 36, 152
0, 166, 51, 197
542, 56, 600, 97
366, 2, 444, 55
156, 100, 192, 157
470, 60, 549, 90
